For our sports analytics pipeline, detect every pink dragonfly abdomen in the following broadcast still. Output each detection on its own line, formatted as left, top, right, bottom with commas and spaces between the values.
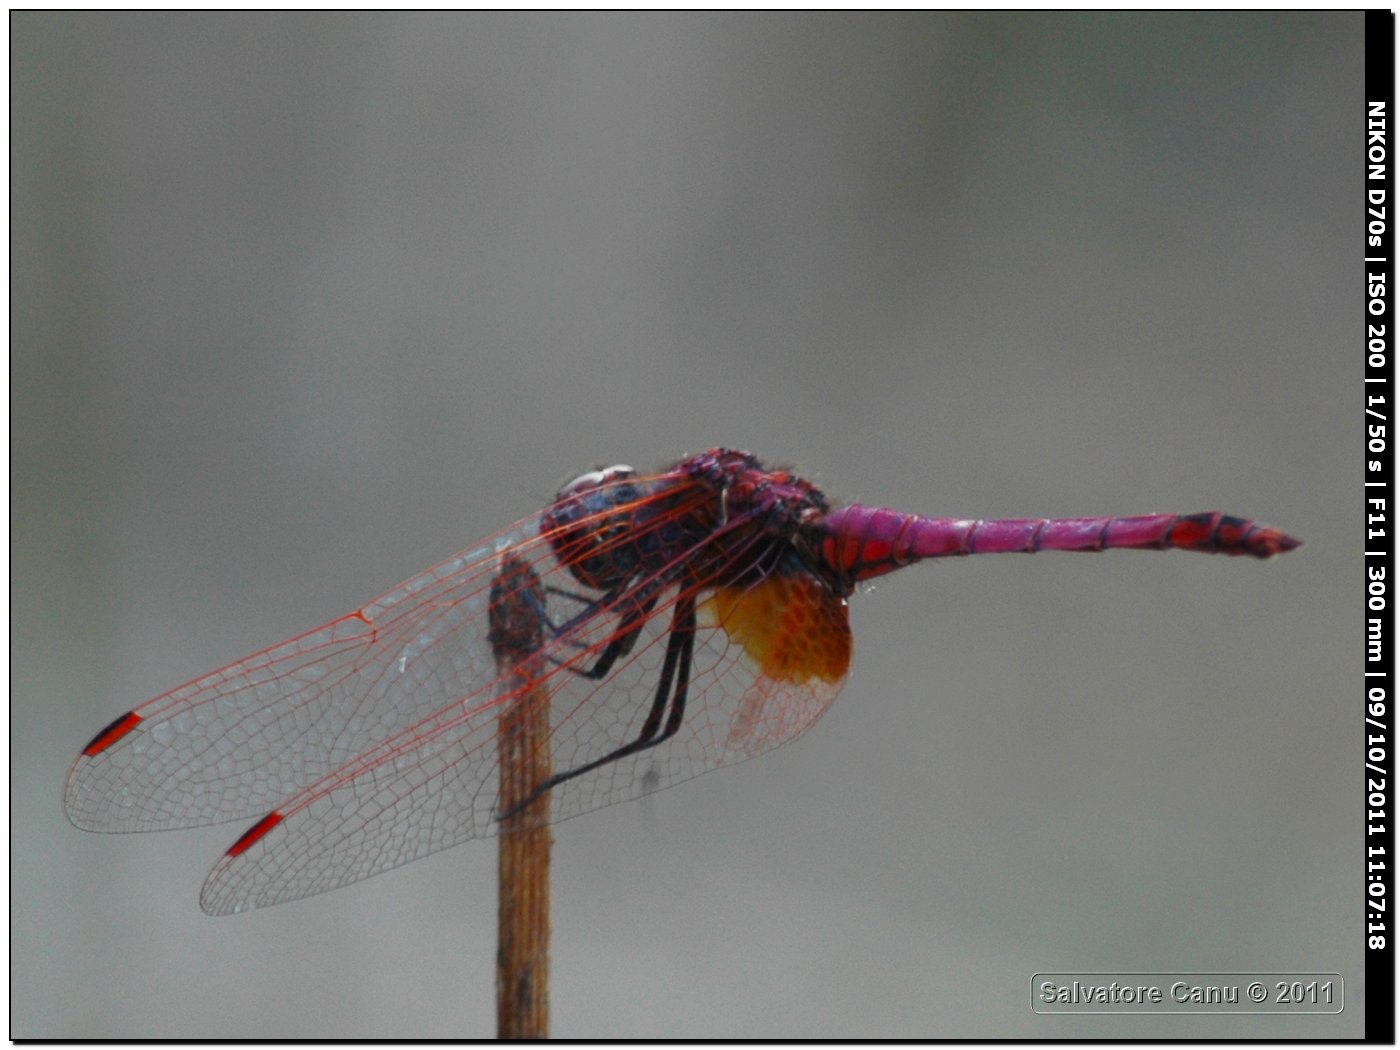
818, 506, 1302, 584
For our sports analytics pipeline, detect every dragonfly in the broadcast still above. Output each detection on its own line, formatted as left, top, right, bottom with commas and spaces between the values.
64, 448, 1300, 914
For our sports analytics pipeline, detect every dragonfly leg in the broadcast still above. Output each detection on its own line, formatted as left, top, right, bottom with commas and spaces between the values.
549, 584, 663, 681
544, 583, 599, 608
496, 595, 696, 822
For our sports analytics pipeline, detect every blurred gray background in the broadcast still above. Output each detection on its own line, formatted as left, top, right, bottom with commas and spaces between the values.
13, 12, 1360, 1038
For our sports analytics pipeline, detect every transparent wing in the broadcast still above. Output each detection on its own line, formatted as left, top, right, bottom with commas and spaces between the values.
63, 512, 554, 833
64, 467, 853, 914
199, 558, 852, 915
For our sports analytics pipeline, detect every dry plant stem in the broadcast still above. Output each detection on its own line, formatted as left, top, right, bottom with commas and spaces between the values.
496, 667, 552, 1038
493, 556, 552, 1039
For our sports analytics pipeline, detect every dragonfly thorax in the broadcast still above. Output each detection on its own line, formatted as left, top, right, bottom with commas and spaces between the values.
678, 448, 852, 595
542, 450, 844, 598
680, 448, 832, 534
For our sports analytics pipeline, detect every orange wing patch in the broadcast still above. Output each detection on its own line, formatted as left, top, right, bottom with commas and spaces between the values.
700, 571, 852, 685
699, 571, 852, 753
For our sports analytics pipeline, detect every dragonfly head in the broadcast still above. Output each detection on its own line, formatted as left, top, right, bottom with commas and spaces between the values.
541, 464, 646, 592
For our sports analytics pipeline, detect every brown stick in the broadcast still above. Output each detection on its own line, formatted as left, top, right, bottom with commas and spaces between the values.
490, 556, 552, 1039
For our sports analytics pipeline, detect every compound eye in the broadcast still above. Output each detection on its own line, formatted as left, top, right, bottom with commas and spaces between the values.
555, 464, 637, 501
544, 464, 644, 593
